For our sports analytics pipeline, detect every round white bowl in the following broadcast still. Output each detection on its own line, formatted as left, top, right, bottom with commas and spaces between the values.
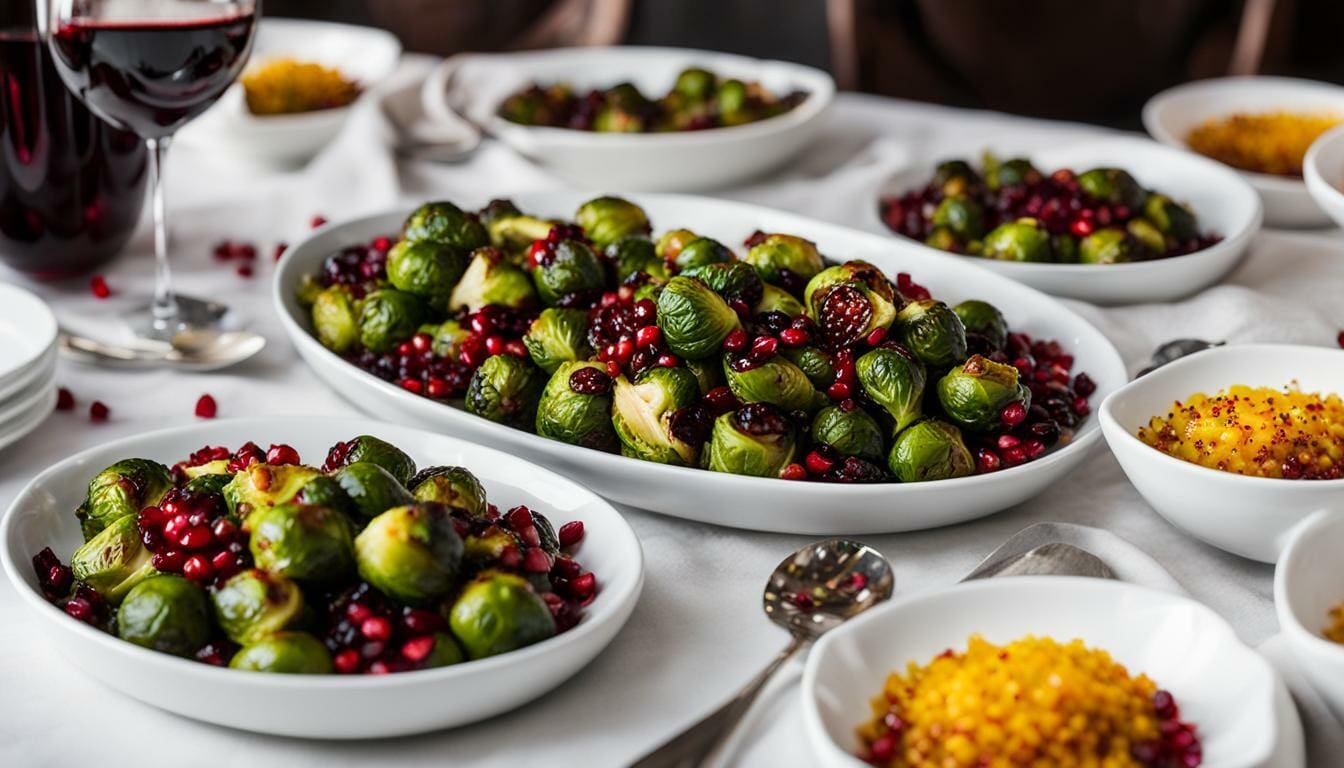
0, 417, 643, 739
1303, 123, 1344, 231
803, 577, 1299, 768
274, 191, 1126, 535
868, 136, 1262, 305
1143, 76, 1344, 228
1100, 343, 1344, 563
421, 46, 835, 191
1275, 509, 1344, 721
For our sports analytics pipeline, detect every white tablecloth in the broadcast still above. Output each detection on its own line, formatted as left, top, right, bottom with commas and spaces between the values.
3, 56, 1341, 767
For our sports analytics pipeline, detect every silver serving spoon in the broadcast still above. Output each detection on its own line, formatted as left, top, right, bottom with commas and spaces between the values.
1135, 338, 1224, 378
61, 328, 266, 371
380, 78, 481, 163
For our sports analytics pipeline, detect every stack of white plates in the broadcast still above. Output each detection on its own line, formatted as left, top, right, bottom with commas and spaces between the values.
0, 284, 58, 453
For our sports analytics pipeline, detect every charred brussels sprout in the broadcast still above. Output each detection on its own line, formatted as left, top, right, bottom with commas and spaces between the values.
311, 285, 360, 354
536, 361, 620, 452
855, 344, 927, 433
895, 300, 968, 369
1077, 167, 1147, 209
981, 218, 1053, 262
355, 504, 464, 605
611, 366, 701, 465
358, 289, 425, 353
953, 300, 1008, 353
408, 466, 489, 517
745, 234, 825, 286
810, 405, 885, 463
1078, 228, 1143, 265
703, 403, 797, 477
249, 504, 355, 582
448, 571, 556, 659
936, 355, 1031, 432
225, 464, 321, 526
229, 632, 333, 674
524, 308, 593, 375
532, 239, 606, 306
755, 284, 805, 317
76, 458, 172, 541
674, 66, 716, 101
339, 435, 417, 486
607, 236, 666, 282
448, 248, 537, 313
932, 195, 986, 240
723, 355, 823, 413
70, 513, 154, 603
1143, 193, 1198, 240
575, 196, 651, 248
925, 228, 959, 252
803, 261, 899, 348
403, 201, 489, 252
655, 276, 742, 359
674, 237, 734, 271
465, 354, 545, 429
717, 78, 748, 118
333, 461, 415, 520
782, 346, 835, 389
116, 575, 211, 657
682, 260, 764, 307
211, 569, 304, 645
888, 420, 974, 482
985, 156, 1039, 190
655, 228, 699, 264
386, 240, 467, 311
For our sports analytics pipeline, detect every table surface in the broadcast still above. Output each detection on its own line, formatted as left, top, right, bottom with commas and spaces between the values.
2, 57, 1339, 768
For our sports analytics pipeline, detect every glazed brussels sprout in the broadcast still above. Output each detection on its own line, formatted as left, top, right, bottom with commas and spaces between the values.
462, 523, 517, 569
358, 289, 425, 354
810, 404, 886, 463
524, 308, 593, 375
674, 66, 716, 101
682, 260, 764, 307
932, 195, 986, 240
888, 419, 974, 483
338, 435, 417, 486
184, 472, 233, 496
402, 201, 489, 252
386, 240, 467, 312
655, 228, 699, 264
249, 504, 355, 582
593, 102, 645, 133
532, 239, 607, 306
803, 261, 899, 348
116, 575, 211, 657
465, 354, 545, 429
354, 504, 464, 605
611, 366, 701, 465
755, 284, 806, 317
478, 198, 522, 226
224, 463, 321, 525
429, 319, 472, 359
1079, 228, 1143, 265
448, 571, 556, 660
936, 355, 1031, 432
674, 237, 734, 271
655, 276, 742, 359
333, 461, 415, 521
1077, 167, 1147, 209
536, 361, 620, 452
855, 344, 927, 433
487, 214, 557, 254
76, 458, 172, 541
229, 632, 333, 674
980, 218, 1053, 262
408, 465, 489, 517
745, 234, 825, 286
416, 633, 466, 669
575, 196, 651, 249
782, 345, 835, 389
1143, 193, 1198, 240
717, 78, 748, 120
953, 300, 1008, 353
448, 247, 538, 313
606, 236, 667, 283
1126, 218, 1165, 254
985, 156, 1039, 190
894, 300, 968, 368
684, 356, 724, 395
925, 228, 959, 252
703, 403, 797, 477
295, 274, 324, 308
211, 569, 304, 645
311, 285, 360, 354
932, 159, 978, 191
69, 513, 154, 603
723, 355, 824, 413
295, 475, 354, 514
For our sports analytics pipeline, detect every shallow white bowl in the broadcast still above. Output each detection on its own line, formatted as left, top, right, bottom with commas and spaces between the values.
1101, 344, 1344, 563
274, 192, 1126, 535
0, 417, 643, 738
1275, 510, 1344, 721
1303, 123, 1344, 231
0, 281, 57, 389
803, 577, 1295, 768
868, 136, 1261, 305
1143, 76, 1344, 228
421, 46, 834, 191
180, 18, 401, 167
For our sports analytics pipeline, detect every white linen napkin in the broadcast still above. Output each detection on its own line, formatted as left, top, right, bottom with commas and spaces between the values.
1259, 634, 1344, 764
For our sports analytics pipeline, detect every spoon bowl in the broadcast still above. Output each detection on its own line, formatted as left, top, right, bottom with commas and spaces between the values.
62, 328, 266, 371
763, 539, 895, 639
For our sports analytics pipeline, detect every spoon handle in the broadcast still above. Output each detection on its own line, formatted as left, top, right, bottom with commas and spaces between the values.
630, 636, 805, 768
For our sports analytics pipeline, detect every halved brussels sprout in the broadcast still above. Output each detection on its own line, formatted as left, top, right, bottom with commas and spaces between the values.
855, 344, 927, 433
333, 461, 415, 521
682, 260, 764, 307
224, 463, 321, 526
408, 465, 489, 517
1078, 228, 1143, 265
184, 472, 233, 494
354, 504, 464, 605
1143, 193, 1198, 240
1126, 218, 1165, 253
465, 354, 545, 429
403, 201, 489, 252
932, 159, 978, 192
386, 240, 467, 312
448, 571, 556, 660
674, 67, 716, 101
1077, 167, 1147, 209
463, 523, 517, 569
249, 503, 355, 582
229, 632, 333, 674
895, 300, 968, 369
981, 218, 1053, 262
76, 459, 173, 541
524, 308, 593, 374
755, 284, 806, 317
532, 239, 606, 306
803, 261, 899, 348
611, 366, 701, 465
311, 285, 360, 354
936, 354, 1031, 432
429, 319, 472, 359
952, 300, 1008, 353
116, 575, 211, 656
606, 236, 668, 283
745, 234, 825, 286
811, 404, 886, 463
674, 237, 734, 271
684, 356, 724, 395
211, 568, 304, 645
336, 435, 417, 486
358, 289, 425, 354
782, 346, 835, 389
70, 513, 154, 603
487, 214, 557, 254
888, 419, 974, 482
932, 195, 986, 240
536, 361, 620, 452
295, 274, 324, 308
655, 229, 699, 264
478, 198, 522, 226
655, 276, 742, 359
984, 156, 1039, 190
723, 355, 824, 413
448, 247, 537, 313
703, 403, 797, 477
575, 196, 651, 249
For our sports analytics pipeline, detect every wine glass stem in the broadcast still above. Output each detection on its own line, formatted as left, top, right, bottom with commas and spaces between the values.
146, 135, 177, 335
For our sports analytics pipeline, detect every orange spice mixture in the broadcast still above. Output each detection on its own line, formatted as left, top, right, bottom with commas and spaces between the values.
1186, 111, 1341, 177
1327, 602, 1344, 644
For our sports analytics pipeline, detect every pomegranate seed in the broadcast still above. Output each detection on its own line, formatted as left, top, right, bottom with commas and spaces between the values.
504, 340, 528, 358
236, 264, 253, 278
804, 451, 834, 474
499, 545, 522, 569
372, 236, 393, 252
346, 602, 372, 623
426, 378, 450, 398
402, 609, 443, 634
728, 298, 750, 318
368, 660, 390, 675
182, 555, 213, 582
570, 572, 596, 598
273, 242, 288, 261
558, 520, 585, 547
1072, 396, 1091, 416
89, 275, 111, 298
865, 326, 887, 346
211, 518, 237, 541
401, 636, 435, 662
780, 463, 808, 480
484, 335, 505, 356
56, 387, 75, 411
152, 550, 184, 571
89, 401, 109, 422
400, 377, 424, 394
605, 361, 621, 377
827, 382, 851, 400
656, 353, 679, 368
361, 616, 392, 641
64, 598, 93, 622
333, 649, 360, 674
1338, 331, 1344, 349
870, 734, 897, 762
750, 336, 779, 359
779, 328, 809, 347
635, 325, 661, 347
976, 449, 1001, 473
266, 444, 301, 466
848, 572, 868, 590
194, 394, 217, 419
723, 328, 748, 352
310, 215, 327, 229
996, 434, 1020, 450
523, 546, 553, 573
1000, 401, 1027, 427
179, 526, 212, 550
1073, 372, 1096, 397
1023, 439, 1047, 459
210, 550, 235, 571
1001, 446, 1027, 466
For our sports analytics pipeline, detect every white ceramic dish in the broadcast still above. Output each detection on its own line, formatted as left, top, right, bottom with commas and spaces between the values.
0, 373, 54, 427
1275, 509, 1344, 721
0, 282, 58, 388
803, 577, 1299, 768
179, 18, 401, 167
0, 386, 55, 454
868, 136, 1262, 305
274, 191, 1126, 535
0, 340, 55, 405
0, 417, 643, 738
1302, 123, 1344, 231
1101, 343, 1344, 563
1143, 76, 1344, 228
420, 46, 835, 191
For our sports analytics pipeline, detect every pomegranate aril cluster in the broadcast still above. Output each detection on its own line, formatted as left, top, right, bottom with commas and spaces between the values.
317, 235, 394, 293
137, 486, 250, 586
1131, 690, 1203, 768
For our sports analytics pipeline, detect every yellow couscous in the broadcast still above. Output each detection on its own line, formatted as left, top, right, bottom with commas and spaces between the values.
1186, 111, 1341, 177
242, 58, 360, 116
1327, 602, 1344, 644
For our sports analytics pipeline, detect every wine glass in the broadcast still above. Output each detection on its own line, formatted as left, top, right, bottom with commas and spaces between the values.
47, 0, 259, 339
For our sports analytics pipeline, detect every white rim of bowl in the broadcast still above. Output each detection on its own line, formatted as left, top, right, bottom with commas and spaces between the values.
1275, 511, 1344, 659
1303, 123, 1344, 210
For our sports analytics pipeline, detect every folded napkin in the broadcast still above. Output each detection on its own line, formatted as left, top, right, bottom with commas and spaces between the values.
1259, 634, 1344, 765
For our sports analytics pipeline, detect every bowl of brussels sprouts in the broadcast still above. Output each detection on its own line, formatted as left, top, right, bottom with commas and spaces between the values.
274, 192, 1126, 535
871, 136, 1262, 305
0, 417, 643, 738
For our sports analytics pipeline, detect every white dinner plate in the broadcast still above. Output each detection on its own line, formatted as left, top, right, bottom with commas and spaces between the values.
0, 282, 58, 390
273, 192, 1127, 535
0, 372, 54, 428
0, 417, 643, 738
0, 385, 55, 455
0, 340, 56, 405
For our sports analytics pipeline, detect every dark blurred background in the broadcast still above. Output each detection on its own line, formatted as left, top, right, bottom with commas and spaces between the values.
267, 0, 1344, 127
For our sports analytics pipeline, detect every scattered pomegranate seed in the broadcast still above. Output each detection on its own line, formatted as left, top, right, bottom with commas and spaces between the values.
64, 598, 93, 622
266, 443, 301, 466
194, 394, 217, 419
361, 616, 392, 641
780, 463, 808, 480
400, 378, 424, 394
779, 328, 809, 347
89, 400, 109, 422
346, 602, 372, 624
236, 264, 253, 278
523, 547, 553, 573
1000, 401, 1027, 427
371, 236, 392, 252
723, 328, 749, 352
870, 733, 897, 762
401, 636, 435, 662
605, 361, 621, 377
333, 649, 360, 674
996, 434, 1020, 450
273, 242, 288, 261
635, 325, 661, 347
558, 520, 585, 547
656, 353, 679, 368
89, 275, 111, 299
569, 572, 596, 599
56, 387, 75, 411
827, 382, 852, 400
865, 327, 887, 346
182, 554, 213, 582
310, 215, 327, 229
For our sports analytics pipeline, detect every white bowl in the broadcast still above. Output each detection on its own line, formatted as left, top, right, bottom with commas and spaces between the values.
1303, 123, 1344, 230
421, 46, 834, 191
1143, 76, 1344, 228
273, 191, 1126, 535
1100, 343, 1344, 563
0, 282, 57, 389
803, 577, 1295, 768
869, 136, 1262, 305
179, 18, 401, 167
0, 417, 643, 738
1275, 509, 1344, 721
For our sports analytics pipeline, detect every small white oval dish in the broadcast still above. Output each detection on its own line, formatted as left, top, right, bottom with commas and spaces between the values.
1275, 509, 1344, 722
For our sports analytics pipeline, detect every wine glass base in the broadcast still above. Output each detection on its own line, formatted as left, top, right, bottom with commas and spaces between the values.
129, 294, 231, 340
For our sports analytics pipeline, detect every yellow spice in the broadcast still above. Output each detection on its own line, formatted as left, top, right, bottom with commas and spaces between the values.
243, 58, 360, 116
1186, 111, 1341, 177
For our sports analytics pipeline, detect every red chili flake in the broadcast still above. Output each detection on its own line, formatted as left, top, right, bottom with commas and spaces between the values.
55, 387, 75, 411
89, 401, 109, 422
236, 264, 254, 278
194, 394, 217, 419
90, 275, 111, 299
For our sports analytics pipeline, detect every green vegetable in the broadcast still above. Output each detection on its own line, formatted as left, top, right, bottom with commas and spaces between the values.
408, 466, 490, 517
487, 214, 557, 254
116, 575, 211, 657
888, 420, 974, 482
682, 260, 764, 307
403, 201, 489, 252
932, 159, 978, 192
855, 344, 927, 433
606, 236, 667, 282
295, 475, 355, 515
575, 196, 651, 248
536, 361, 620, 452
229, 632, 333, 674
1077, 167, 1147, 209
1126, 218, 1165, 254
333, 461, 415, 521
782, 346, 835, 389
386, 240, 467, 312
655, 229, 699, 263
75, 458, 172, 541
429, 319, 472, 358
249, 504, 355, 582
448, 247, 537, 312
894, 300, 968, 368
745, 234, 825, 286
674, 237, 734, 271
655, 276, 742, 359
703, 405, 797, 477
524, 308, 593, 374
980, 218, 1053, 262
1079, 228, 1143, 265
311, 285, 360, 354
532, 239, 606, 307
611, 366, 701, 465
1143, 193, 1198, 240
465, 354, 545, 429
339, 435, 417, 486
355, 504, 464, 605
684, 356, 724, 395
69, 513, 154, 603
211, 569, 304, 645
674, 67, 716, 101
952, 300, 1008, 353
448, 571, 556, 659
932, 195, 986, 240
755, 284, 806, 317
358, 288, 425, 353
985, 156, 1039, 190
803, 261, 899, 347
811, 404, 886, 463
223, 463, 321, 527
723, 355, 823, 413
935, 354, 1031, 432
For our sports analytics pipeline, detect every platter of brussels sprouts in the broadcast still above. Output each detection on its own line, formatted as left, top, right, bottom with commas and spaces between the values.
870, 136, 1262, 304
0, 417, 643, 738
276, 191, 1126, 534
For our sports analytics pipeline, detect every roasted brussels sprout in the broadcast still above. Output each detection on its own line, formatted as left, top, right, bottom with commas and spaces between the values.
1077, 167, 1147, 209
408, 465, 489, 517
358, 289, 425, 353
532, 239, 606, 306
575, 196, 651, 248
936, 354, 1031, 432
1126, 218, 1165, 253
465, 354, 545, 429
717, 78, 749, 121
593, 102, 645, 133
655, 276, 742, 359
386, 240, 467, 312
487, 214, 557, 254
932, 159, 978, 192
416, 633, 466, 669
448, 571, 556, 660
855, 344, 927, 433
524, 308, 593, 375
224, 463, 321, 526
429, 319, 472, 358
1078, 228, 1143, 265
403, 201, 489, 252
810, 404, 886, 463
611, 366, 701, 465
745, 233, 825, 286
211, 569, 304, 645
782, 345, 834, 389
925, 228, 960, 252
606, 236, 667, 283
333, 461, 415, 521
895, 300, 968, 369
932, 195, 986, 240
295, 475, 354, 515
655, 228, 699, 264
354, 504, 464, 605
723, 355, 824, 413
295, 274, 324, 308
116, 575, 211, 657
952, 300, 1008, 353
448, 247, 537, 313
703, 403, 797, 477
184, 472, 233, 495
888, 419, 974, 482
1052, 233, 1079, 264
684, 356, 724, 395
803, 261, 899, 348
674, 66, 716, 101
70, 513, 154, 603
682, 260, 764, 307
1143, 193, 1198, 240
674, 237, 734, 271
478, 198, 522, 226
985, 156, 1039, 190
229, 632, 333, 674
980, 218, 1053, 262
536, 361, 620, 452
311, 285, 360, 354
755, 284, 805, 317
249, 504, 355, 582
333, 435, 416, 485
76, 459, 172, 541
